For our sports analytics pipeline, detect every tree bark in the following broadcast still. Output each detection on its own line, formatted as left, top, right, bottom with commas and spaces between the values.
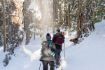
2, 0, 7, 52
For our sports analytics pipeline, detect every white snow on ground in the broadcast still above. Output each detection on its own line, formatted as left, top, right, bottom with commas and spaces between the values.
64, 20, 105, 70
0, 20, 105, 70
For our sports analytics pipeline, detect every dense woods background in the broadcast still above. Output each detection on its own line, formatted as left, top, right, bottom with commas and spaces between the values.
0, 0, 105, 65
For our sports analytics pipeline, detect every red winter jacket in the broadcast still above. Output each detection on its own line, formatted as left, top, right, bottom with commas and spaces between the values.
52, 32, 64, 45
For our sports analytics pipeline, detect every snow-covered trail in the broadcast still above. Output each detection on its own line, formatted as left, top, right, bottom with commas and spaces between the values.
21, 37, 71, 70
64, 20, 105, 70
20, 19, 105, 70
0, 20, 105, 70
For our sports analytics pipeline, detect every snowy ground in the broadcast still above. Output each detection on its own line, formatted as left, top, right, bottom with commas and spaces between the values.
0, 20, 105, 70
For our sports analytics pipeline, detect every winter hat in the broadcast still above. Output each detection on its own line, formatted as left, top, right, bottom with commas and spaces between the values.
56, 28, 60, 32
46, 33, 51, 40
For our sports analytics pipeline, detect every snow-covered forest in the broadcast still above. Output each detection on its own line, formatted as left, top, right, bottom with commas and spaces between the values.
0, 0, 105, 70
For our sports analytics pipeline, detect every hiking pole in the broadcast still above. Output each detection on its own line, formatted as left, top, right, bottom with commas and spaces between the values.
64, 41, 66, 59
39, 62, 41, 70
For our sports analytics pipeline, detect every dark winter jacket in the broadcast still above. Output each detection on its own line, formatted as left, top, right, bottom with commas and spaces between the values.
52, 32, 65, 46
40, 41, 56, 61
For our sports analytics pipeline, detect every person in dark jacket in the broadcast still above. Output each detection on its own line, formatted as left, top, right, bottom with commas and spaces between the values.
40, 33, 56, 70
52, 29, 65, 67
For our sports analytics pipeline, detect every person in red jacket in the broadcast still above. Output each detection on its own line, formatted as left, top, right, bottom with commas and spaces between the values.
52, 29, 65, 67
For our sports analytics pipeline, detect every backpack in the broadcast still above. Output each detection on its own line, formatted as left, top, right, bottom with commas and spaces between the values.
41, 41, 55, 57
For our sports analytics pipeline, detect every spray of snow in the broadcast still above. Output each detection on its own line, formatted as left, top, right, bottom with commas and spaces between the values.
22, 45, 41, 61
28, 0, 53, 36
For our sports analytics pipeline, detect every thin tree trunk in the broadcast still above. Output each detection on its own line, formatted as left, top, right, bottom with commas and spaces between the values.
2, 0, 7, 52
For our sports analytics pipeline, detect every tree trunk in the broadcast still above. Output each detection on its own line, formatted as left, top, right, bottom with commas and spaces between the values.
2, 0, 7, 52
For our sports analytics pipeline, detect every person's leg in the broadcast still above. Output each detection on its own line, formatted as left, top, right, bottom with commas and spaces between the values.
55, 44, 62, 66
49, 61, 55, 70
42, 61, 48, 70
55, 49, 61, 66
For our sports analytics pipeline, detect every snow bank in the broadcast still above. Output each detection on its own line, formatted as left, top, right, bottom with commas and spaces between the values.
0, 20, 105, 70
